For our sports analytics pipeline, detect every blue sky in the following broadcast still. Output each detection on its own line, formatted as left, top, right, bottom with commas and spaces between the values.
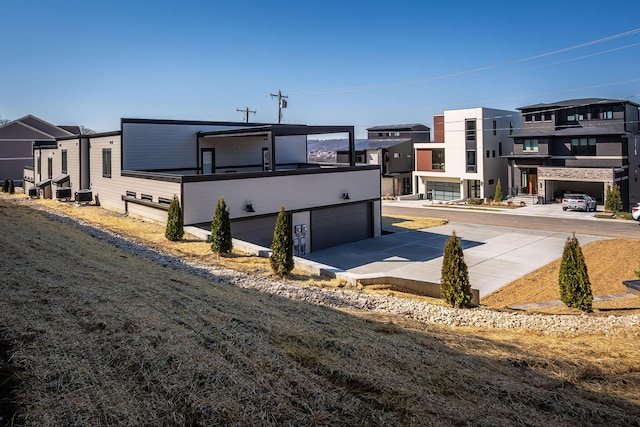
3, 0, 640, 138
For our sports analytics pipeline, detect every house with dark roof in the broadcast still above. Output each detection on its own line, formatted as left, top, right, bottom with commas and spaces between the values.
338, 124, 429, 197
0, 115, 77, 184
27, 118, 381, 253
504, 98, 640, 210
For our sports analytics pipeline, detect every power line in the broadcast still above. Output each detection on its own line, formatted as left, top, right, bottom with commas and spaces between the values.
270, 90, 288, 124
285, 28, 640, 96
236, 106, 256, 123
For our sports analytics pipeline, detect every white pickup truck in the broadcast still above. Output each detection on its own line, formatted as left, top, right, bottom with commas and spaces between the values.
561, 193, 597, 212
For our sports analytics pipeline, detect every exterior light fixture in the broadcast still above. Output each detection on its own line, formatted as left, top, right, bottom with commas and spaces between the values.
342, 192, 350, 200
245, 202, 255, 213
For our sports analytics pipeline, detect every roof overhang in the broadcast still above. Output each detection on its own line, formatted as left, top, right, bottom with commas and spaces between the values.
198, 124, 354, 139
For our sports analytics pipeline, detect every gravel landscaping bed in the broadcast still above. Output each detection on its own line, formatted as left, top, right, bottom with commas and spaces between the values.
24, 201, 640, 334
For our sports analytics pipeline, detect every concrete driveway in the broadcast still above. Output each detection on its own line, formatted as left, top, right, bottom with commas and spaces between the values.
303, 222, 603, 298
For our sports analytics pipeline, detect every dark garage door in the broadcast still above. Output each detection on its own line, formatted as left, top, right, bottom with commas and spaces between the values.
231, 215, 277, 248
311, 203, 372, 251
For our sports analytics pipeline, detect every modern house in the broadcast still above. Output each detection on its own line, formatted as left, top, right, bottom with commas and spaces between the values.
504, 98, 640, 210
337, 124, 430, 197
413, 108, 519, 201
25, 118, 381, 253
0, 115, 77, 184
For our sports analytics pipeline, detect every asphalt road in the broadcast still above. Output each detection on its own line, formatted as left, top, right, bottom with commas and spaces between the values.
382, 205, 640, 240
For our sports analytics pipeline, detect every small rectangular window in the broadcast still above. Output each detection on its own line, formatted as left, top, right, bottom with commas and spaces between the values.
525, 114, 532, 122
488, 179, 494, 185
544, 112, 552, 121
393, 152, 400, 158
102, 148, 112, 178
523, 139, 539, 152
158, 197, 172, 205
493, 120, 497, 135
492, 150, 496, 158
141, 194, 153, 202
603, 110, 613, 119
534, 113, 542, 121
486, 150, 490, 158
126, 191, 136, 198
61, 150, 67, 174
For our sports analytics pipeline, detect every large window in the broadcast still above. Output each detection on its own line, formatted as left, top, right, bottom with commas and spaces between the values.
571, 138, 596, 156
465, 119, 476, 141
61, 149, 67, 174
466, 150, 476, 172
102, 148, 112, 178
432, 149, 445, 170
523, 139, 538, 152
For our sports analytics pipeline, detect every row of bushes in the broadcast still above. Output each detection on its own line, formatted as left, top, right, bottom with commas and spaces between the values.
164, 197, 294, 278
164, 195, 593, 310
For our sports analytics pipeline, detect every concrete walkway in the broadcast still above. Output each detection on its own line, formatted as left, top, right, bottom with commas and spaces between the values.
303, 222, 603, 298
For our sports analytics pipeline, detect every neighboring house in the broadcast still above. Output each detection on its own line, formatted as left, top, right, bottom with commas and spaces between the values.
26, 118, 381, 253
338, 124, 430, 197
504, 98, 640, 210
413, 108, 519, 201
0, 115, 76, 184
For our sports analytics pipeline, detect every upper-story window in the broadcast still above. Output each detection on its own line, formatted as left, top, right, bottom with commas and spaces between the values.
602, 109, 613, 120
571, 138, 596, 156
523, 139, 538, 152
465, 119, 476, 141
544, 112, 552, 121
534, 113, 542, 121
525, 114, 532, 122
566, 110, 576, 121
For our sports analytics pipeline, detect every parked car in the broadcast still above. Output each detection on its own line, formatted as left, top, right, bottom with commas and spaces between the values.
632, 202, 640, 221
561, 194, 597, 212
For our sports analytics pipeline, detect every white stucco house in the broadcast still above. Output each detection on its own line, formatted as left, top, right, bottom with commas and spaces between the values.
413, 107, 521, 201
25, 118, 382, 253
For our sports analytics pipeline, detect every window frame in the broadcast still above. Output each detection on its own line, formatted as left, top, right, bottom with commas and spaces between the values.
102, 148, 112, 178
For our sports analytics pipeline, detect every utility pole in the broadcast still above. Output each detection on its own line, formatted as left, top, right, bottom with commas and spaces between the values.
236, 106, 256, 123
270, 90, 288, 124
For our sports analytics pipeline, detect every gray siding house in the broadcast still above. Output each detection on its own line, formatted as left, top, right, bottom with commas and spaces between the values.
0, 115, 76, 184
28, 118, 381, 253
505, 98, 640, 210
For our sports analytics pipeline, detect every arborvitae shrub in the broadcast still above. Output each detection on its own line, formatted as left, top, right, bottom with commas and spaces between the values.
605, 185, 622, 213
558, 233, 593, 312
211, 197, 233, 256
1, 179, 8, 193
164, 196, 184, 241
494, 179, 503, 202
8, 180, 14, 194
270, 206, 294, 278
440, 231, 472, 308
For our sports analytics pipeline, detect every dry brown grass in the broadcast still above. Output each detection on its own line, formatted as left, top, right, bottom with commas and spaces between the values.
1, 195, 640, 425
381, 214, 448, 230
482, 238, 640, 314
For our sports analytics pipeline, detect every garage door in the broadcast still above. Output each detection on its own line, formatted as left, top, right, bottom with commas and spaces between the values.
231, 215, 277, 248
311, 203, 372, 251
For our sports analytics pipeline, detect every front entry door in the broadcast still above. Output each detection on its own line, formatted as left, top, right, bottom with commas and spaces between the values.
201, 148, 215, 174
521, 168, 538, 194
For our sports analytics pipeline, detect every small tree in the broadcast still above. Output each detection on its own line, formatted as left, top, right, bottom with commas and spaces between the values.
494, 179, 503, 202
270, 206, 294, 278
8, 180, 14, 194
440, 231, 472, 308
211, 197, 233, 256
164, 196, 184, 241
605, 184, 622, 213
558, 233, 593, 312
1, 179, 8, 193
